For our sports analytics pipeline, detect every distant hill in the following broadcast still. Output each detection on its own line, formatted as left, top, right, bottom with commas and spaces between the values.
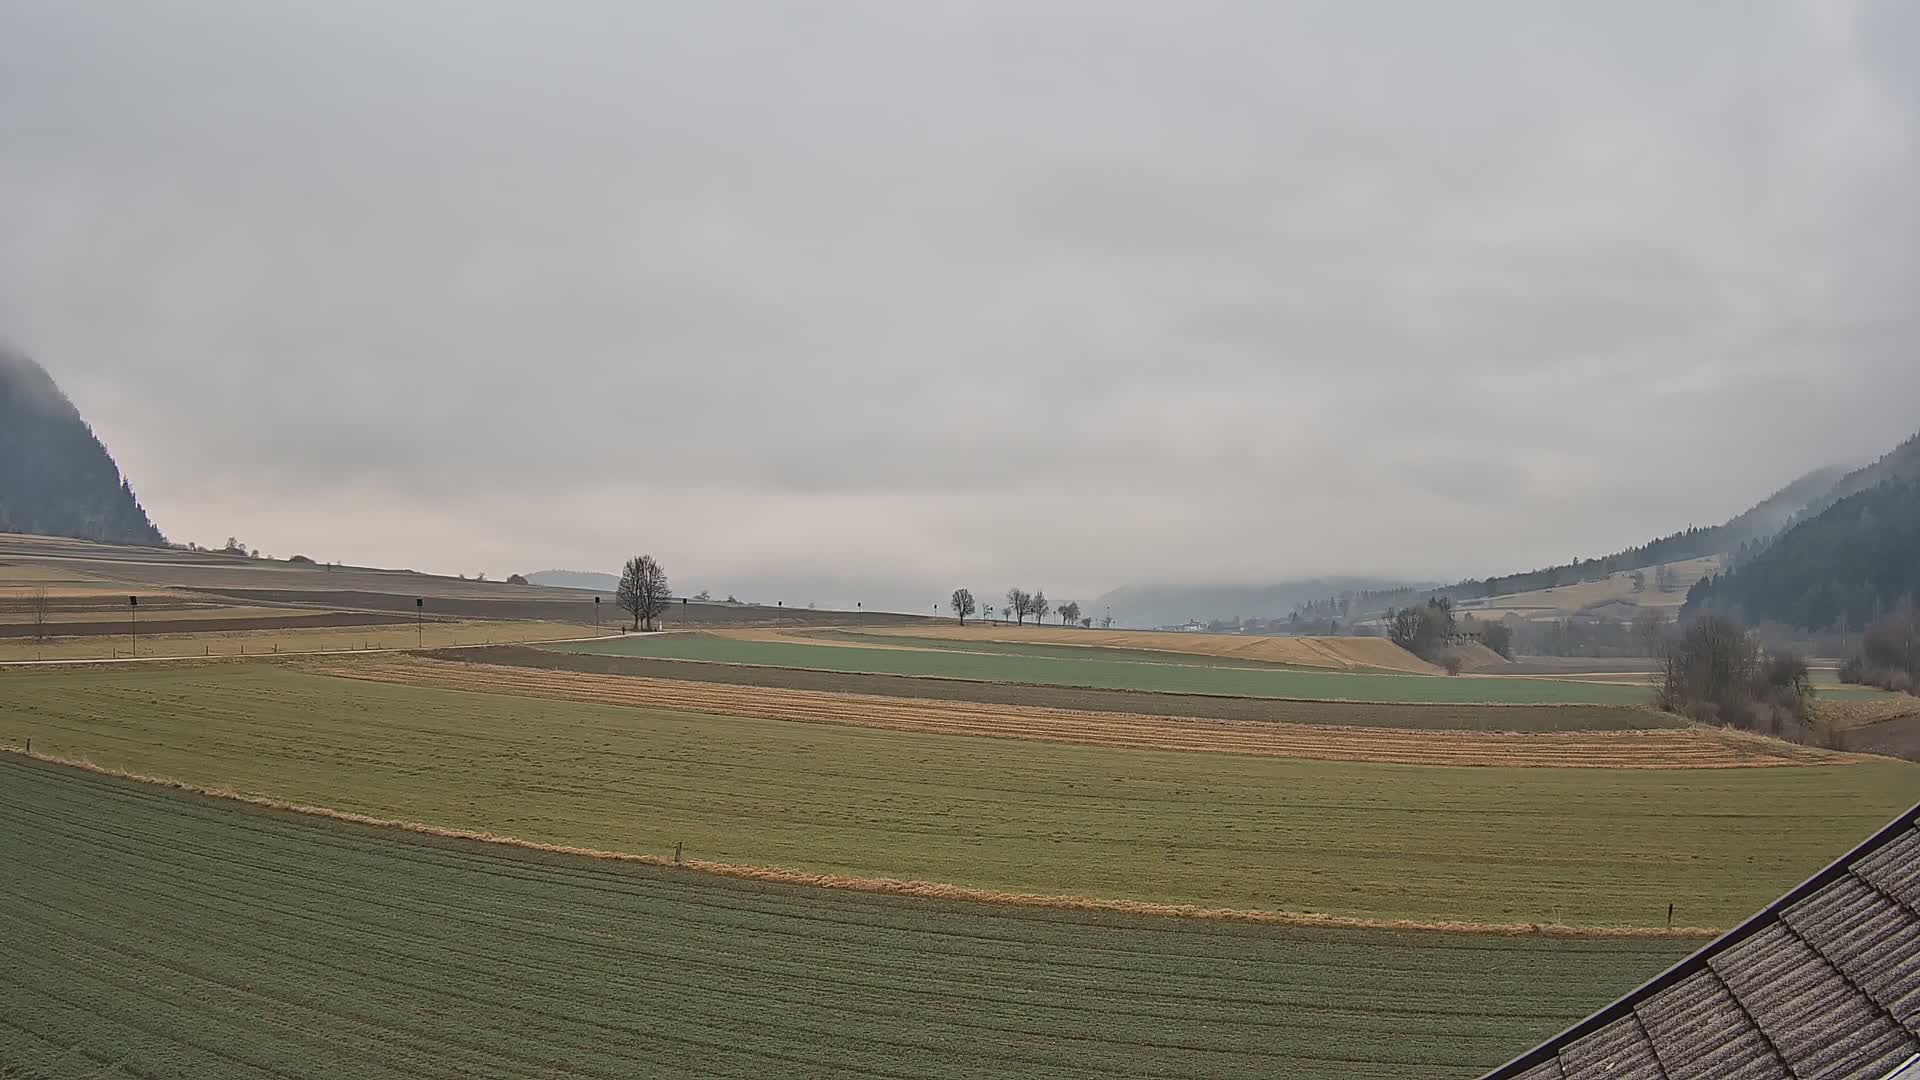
0, 347, 164, 545
1093, 578, 1428, 629
1684, 433, 1920, 631
1426, 465, 1851, 609
1770, 431, 1920, 531
525, 570, 621, 592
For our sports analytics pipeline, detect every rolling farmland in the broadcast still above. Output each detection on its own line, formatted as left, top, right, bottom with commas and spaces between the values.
547, 632, 1650, 704
807, 625, 1449, 673
326, 656, 1831, 768
0, 755, 1695, 1080
444, 644, 1676, 731
5, 664, 1910, 928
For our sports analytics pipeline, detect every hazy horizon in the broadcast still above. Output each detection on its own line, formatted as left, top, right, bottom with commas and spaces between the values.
5, 2, 1917, 602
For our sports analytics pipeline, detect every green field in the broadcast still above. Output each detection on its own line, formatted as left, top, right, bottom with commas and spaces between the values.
8, 665, 1913, 927
0, 756, 1692, 1080
550, 633, 1652, 704
451, 645, 1677, 731
807, 629, 1323, 668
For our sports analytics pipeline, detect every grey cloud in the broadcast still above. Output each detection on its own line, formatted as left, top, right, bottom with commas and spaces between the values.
1, 0, 1916, 598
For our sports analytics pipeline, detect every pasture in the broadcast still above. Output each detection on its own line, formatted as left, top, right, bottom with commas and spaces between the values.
5, 664, 1910, 928
1451, 555, 1724, 619
0, 755, 1693, 1080
548, 632, 1652, 704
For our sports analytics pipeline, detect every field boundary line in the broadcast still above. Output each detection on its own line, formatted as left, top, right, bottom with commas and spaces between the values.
1, 748, 1722, 941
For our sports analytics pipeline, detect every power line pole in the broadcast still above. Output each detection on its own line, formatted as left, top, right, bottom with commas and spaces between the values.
415, 597, 424, 648
129, 595, 138, 657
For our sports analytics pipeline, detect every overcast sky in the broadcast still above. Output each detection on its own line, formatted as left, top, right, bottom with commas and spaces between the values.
3, 1, 1916, 607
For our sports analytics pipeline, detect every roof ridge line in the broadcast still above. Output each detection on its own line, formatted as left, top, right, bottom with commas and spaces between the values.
1481, 805, 1920, 1078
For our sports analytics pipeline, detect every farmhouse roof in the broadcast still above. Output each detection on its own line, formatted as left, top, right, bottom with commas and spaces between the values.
1484, 801, 1920, 1080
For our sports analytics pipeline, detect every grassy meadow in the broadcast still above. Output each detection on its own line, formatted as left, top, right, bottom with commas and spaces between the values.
0, 756, 1694, 1080
548, 633, 1652, 704
6, 664, 1912, 928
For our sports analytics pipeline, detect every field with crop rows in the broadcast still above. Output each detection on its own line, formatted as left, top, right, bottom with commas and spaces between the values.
0, 756, 1696, 1080
324, 656, 1831, 769
448, 645, 1675, 730
0, 618, 590, 662
6, 664, 1910, 928
548, 633, 1650, 704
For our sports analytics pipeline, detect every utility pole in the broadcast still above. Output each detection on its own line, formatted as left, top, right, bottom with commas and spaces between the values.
415, 597, 424, 647
857, 601, 862, 630
594, 595, 601, 635
129, 595, 138, 657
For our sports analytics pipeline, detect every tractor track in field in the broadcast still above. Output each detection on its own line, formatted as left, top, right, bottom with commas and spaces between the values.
309, 655, 1849, 770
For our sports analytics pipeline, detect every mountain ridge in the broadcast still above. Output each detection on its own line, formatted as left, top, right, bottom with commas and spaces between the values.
0, 346, 165, 546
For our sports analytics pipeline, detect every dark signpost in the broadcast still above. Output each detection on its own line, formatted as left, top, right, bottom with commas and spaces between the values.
128, 595, 138, 657
415, 597, 424, 647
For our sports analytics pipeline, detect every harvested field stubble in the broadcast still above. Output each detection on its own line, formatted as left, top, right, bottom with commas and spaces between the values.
444, 645, 1677, 731
6, 664, 1914, 927
0, 755, 1694, 1080
325, 656, 1841, 769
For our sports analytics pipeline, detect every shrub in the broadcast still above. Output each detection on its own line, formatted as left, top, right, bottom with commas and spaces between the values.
1839, 656, 1865, 684
1441, 653, 1463, 676
288, 554, 314, 564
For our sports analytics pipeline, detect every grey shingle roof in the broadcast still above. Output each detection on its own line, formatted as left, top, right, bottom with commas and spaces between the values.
1485, 803, 1920, 1080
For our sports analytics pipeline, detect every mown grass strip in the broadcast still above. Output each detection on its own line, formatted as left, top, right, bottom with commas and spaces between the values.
0, 755, 1692, 1079
546, 633, 1652, 704
5, 665, 1913, 927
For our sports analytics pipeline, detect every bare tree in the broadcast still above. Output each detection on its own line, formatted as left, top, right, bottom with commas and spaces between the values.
1030, 590, 1050, 626
1006, 588, 1030, 626
1632, 608, 1670, 657
617, 554, 672, 631
950, 588, 977, 625
29, 586, 52, 643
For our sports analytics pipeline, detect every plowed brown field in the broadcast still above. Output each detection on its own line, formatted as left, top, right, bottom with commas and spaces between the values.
316, 656, 1847, 768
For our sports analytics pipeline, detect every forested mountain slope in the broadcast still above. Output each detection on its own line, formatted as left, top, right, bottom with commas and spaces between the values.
1686, 472, 1920, 631
0, 346, 165, 545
